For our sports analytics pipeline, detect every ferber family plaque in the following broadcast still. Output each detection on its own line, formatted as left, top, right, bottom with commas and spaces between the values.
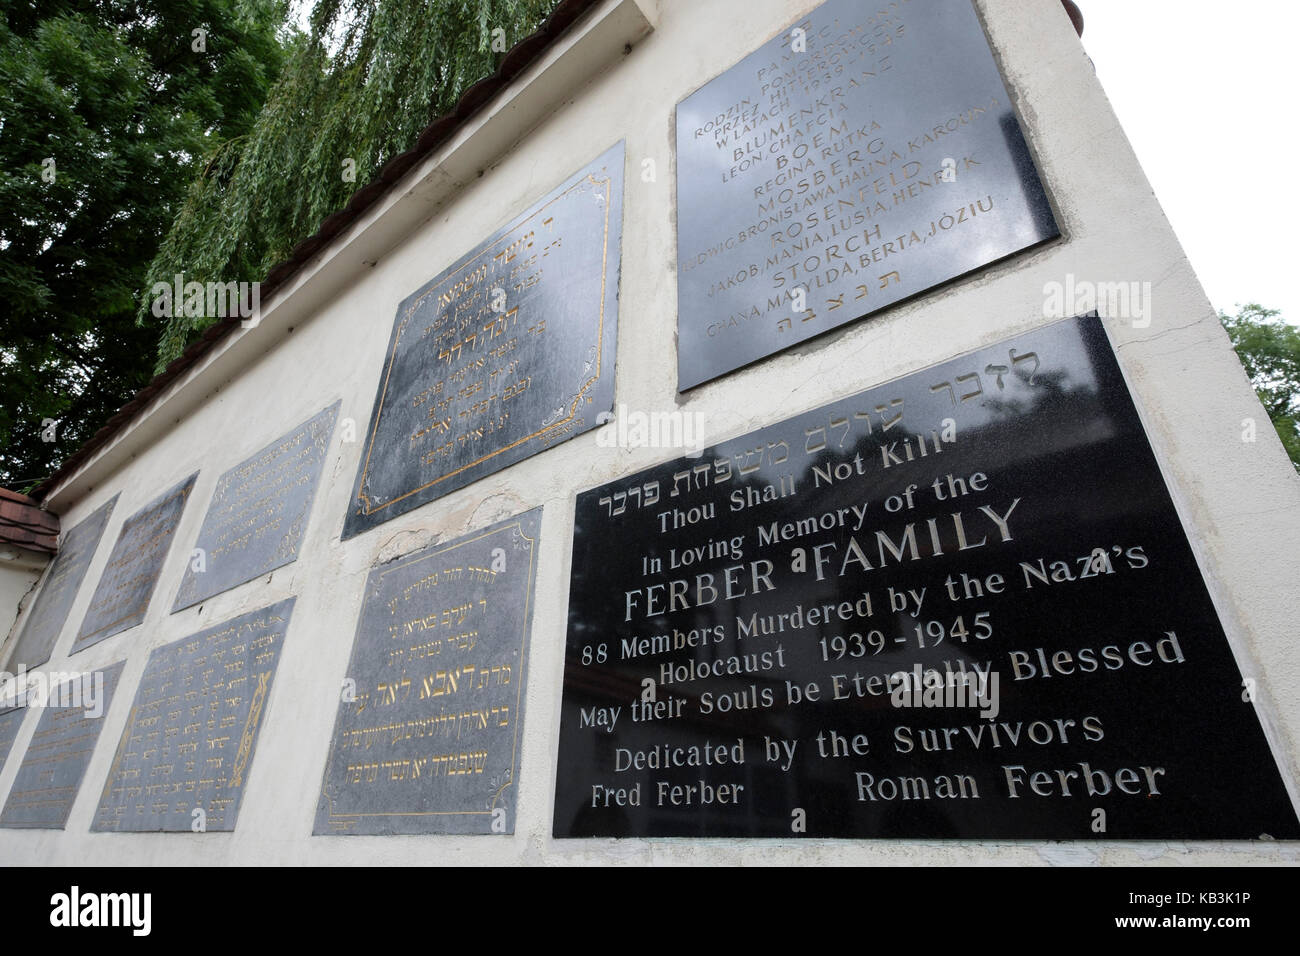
93, 599, 293, 832
554, 315, 1300, 839
675, 0, 1059, 388
0, 662, 125, 829
342, 144, 624, 539
173, 402, 338, 611
7, 494, 117, 669
74, 474, 197, 653
316, 510, 540, 834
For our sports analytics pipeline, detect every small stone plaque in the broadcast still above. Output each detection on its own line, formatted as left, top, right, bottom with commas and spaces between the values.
342, 144, 624, 539
0, 662, 125, 829
173, 402, 339, 611
7, 494, 118, 669
675, 0, 1059, 388
315, 509, 540, 834
0, 707, 26, 770
73, 474, 197, 654
92, 599, 293, 832
554, 314, 1300, 839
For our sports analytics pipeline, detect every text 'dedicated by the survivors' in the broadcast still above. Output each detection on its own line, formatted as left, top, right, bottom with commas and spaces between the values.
555, 314, 1300, 839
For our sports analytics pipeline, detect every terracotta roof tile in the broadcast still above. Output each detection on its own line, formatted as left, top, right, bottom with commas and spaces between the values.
0, 488, 59, 555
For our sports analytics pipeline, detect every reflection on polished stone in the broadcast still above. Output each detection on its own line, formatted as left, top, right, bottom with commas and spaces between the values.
555, 315, 1300, 839
74, 475, 197, 653
343, 144, 624, 539
173, 402, 338, 611
675, 0, 1059, 388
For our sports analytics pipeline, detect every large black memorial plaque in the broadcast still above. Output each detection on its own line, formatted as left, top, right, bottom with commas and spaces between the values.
0, 662, 125, 829
173, 402, 339, 611
675, 0, 1059, 389
7, 495, 118, 669
555, 315, 1300, 839
73, 475, 197, 653
92, 599, 293, 832
342, 144, 624, 539
315, 510, 540, 834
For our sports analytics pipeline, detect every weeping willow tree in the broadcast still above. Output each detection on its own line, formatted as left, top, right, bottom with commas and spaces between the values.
141, 0, 559, 370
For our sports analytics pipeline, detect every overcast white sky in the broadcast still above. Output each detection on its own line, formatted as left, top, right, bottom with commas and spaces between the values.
1079, 0, 1299, 324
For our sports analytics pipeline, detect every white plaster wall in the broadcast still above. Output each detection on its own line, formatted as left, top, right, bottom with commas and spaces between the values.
0, 552, 47, 647
0, 0, 1296, 866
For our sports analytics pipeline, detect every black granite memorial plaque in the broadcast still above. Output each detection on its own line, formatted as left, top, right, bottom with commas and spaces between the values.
341, 144, 624, 539
315, 509, 540, 834
675, 0, 1059, 389
0, 662, 125, 829
554, 314, 1300, 839
7, 495, 118, 669
173, 403, 339, 611
92, 599, 293, 832
73, 475, 197, 653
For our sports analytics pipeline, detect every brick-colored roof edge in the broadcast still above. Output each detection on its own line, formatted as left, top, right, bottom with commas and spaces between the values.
0, 488, 59, 554
31, 0, 602, 503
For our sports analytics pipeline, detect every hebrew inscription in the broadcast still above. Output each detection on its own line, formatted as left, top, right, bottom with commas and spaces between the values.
93, 599, 292, 832
555, 314, 1300, 839
173, 403, 338, 610
316, 510, 540, 834
8, 495, 117, 669
343, 143, 624, 538
74, 475, 197, 653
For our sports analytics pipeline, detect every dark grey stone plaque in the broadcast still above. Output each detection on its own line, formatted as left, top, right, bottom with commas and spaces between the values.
0, 707, 26, 770
6, 495, 118, 670
315, 509, 540, 834
92, 599, 293, 832
341, 143, 624, 539
555, 314, 1300, 839
73, 474, 197, 653
0, 662, 125, 829
675, 0, 1060, 388
173, 403, 339, 611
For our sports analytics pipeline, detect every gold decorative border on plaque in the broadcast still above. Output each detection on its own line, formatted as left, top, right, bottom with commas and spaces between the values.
355, 169, 614, 516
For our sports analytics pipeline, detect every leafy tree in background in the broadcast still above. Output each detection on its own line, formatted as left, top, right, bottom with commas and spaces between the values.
0, 0, 292, 490
142, 0, 559, 370
1220, 304, 1300, 473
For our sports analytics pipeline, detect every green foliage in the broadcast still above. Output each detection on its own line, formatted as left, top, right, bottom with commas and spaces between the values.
0, 0, 291, 489
1219, 304, 1300, 473
143, 0, 559, 370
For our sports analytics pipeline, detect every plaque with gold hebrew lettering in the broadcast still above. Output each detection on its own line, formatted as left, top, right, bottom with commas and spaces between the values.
0, 662, 125, 829
315, 510, 539, 834
8, 494, 117, 669
92, 599, 292, 832
0, 707, 24, 770
173, 402, 338, 611
74, 475, 197, 653
341, 144, 624, 539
